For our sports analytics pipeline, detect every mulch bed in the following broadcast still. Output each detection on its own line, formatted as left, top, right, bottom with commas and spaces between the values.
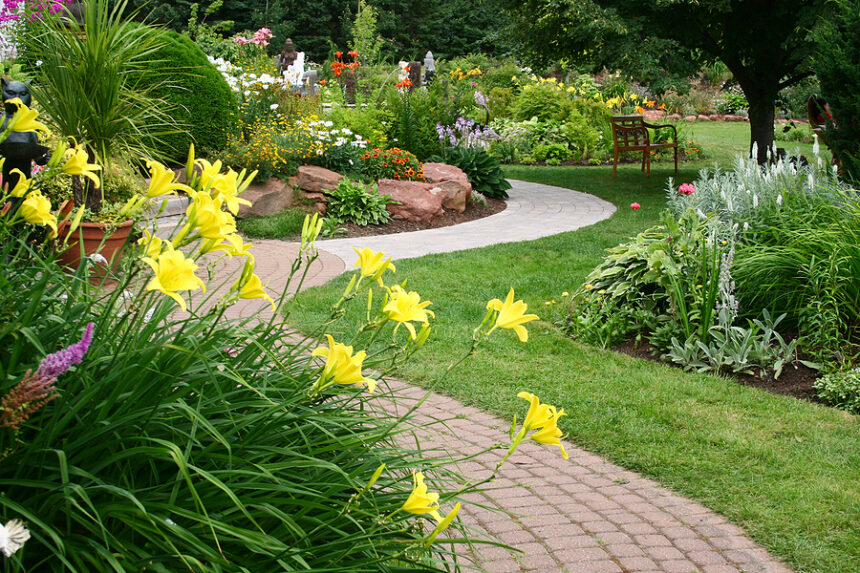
614, 339, 822, 404
335, 196, 506, 238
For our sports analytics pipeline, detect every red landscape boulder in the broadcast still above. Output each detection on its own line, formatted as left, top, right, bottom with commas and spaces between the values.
297, 165, 343, 192
237, 177, 294, 219
422, 162, 472, 212
377, 179, 444, 223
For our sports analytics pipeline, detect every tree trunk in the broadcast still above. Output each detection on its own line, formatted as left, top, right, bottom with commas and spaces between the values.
71, 175, 101, 215
747, 99, 776, 164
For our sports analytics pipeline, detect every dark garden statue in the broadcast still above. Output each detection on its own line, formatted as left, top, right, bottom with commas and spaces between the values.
0, 78, 50, 191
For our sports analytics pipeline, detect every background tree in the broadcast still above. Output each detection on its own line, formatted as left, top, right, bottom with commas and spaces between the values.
814, 0, 860, 182
129, 0, 511, 62
503, 0, 828, 163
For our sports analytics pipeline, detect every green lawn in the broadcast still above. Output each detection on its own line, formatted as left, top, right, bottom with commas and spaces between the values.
288, 122, 858, 573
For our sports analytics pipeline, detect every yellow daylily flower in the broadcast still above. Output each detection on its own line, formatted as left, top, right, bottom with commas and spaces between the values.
217, 233, 254, 260
145, 159, 193, 198
311, 334, 377, 393
383, 285, 434, 339
209, 168, 252, 215
137, 229, 164, 258
529, 412, 569, 460
401, 472, 441, 521
503, 392, 570, 463
236, 272, 275, 311
8, 169, 30, 197
62, 145, 102, 188
142, 244, 206, 312
195, 158, 224, 190
517, 391, 555, 431
19, 191, 57, 236
4, 98, 49, 133
352, 246, 396, 285
189, 193, 235, 240
486, 288, 539, 342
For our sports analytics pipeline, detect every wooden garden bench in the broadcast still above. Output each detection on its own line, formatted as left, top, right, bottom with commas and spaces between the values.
611, 115, 678, 177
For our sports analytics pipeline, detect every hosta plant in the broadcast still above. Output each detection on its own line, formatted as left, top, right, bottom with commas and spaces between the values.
427, 146, 511, 199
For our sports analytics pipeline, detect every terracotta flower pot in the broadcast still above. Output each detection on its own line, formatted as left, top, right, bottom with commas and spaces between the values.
56, 218, 135, 278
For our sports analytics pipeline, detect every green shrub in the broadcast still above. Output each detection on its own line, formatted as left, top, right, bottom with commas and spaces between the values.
814, 369, 860, 414
775, 121, 814, 143
488, 86, 516, 120
427, 146, 512, 199
532, 143, 573, 164
142, 29, 239, 159
561, 118, 603, 160
716, 90, 749, 114
512, 82, 570, 122
326, 177, 394, 226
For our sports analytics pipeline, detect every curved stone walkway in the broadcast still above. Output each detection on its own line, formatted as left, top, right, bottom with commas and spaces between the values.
211, 180, 792, 572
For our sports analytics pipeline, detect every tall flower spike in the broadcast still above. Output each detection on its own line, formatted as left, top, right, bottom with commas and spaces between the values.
36, 322, 94, 380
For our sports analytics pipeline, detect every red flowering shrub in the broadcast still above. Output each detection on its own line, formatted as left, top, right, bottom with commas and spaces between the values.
358, 147, 424, 181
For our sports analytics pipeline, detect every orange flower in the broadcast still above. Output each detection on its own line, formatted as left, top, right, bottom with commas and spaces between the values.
335, 51, 343, 58
394, 174, 401, 180
319, 79, 327, 86
348, 50, 358, 58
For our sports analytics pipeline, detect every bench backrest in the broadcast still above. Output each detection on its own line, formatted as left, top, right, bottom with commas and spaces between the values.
611, 115, 649, 147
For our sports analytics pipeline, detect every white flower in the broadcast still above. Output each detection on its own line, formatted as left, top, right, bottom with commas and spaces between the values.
35, 60, 42, 66
88, 253, 108, 266
270, 103, 279, 110
0, 519, 30, 558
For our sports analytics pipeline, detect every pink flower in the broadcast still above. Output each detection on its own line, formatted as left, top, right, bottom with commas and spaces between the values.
630, 202, 641, 210
679, 183, 696, 196
234, 36, 249, 45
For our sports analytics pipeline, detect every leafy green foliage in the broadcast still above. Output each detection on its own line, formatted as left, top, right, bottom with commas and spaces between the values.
532, 143, 573, 165
427, 146, 511, 198
140, 29, 239, 159
814, 0, 860, 182
814, 368, 860, 414
325, 178, 394, 226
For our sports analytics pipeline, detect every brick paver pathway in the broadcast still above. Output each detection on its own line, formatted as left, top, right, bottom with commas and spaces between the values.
162, 180, 792, 572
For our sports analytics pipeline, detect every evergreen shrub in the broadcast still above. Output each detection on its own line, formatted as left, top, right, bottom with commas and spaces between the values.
142, 30, 239, 159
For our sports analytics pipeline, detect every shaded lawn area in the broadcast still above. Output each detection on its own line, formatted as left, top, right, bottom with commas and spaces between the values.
288, 134, 858, 572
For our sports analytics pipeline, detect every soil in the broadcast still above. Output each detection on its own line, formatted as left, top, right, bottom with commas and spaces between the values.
335, 196, 507, 238
613, 339, 822, 404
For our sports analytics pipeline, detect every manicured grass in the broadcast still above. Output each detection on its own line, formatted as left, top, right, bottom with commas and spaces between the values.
236, 207, 308, 239
289, 122, 859, 572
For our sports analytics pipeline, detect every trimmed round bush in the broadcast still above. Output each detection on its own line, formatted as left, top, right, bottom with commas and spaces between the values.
141, 30, 238, 160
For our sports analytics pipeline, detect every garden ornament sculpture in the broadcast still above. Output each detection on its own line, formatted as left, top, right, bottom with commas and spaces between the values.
0, 78, 50, 193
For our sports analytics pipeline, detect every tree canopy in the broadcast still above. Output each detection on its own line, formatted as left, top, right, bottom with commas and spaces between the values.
128, 0, 511, 62
504, 0, 829, 162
